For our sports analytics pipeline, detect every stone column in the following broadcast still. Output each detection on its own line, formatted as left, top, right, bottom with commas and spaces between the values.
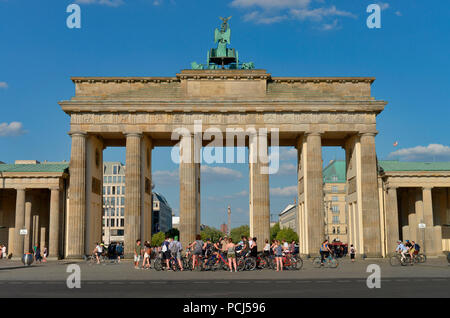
415, 188, 425, 249
385, 187, 399, 254
140, 136, 153, 242
49, 187, 60, 259
23, 195, 32, 254
179, 134, 200, 250
304, 133, 324, 256
249, 132, 270, 249
422, 187, 440, 255
13, 188, 26, 259
67, 132, 87, 258
359, 133, 382, 257
125, 133, 142, 257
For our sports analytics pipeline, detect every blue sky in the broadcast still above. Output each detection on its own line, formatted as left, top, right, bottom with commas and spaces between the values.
0, 0, 449, 228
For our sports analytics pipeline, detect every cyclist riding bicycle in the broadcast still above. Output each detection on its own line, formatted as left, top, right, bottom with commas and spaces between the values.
319, 240, 332, 265
395, 240, 409, 262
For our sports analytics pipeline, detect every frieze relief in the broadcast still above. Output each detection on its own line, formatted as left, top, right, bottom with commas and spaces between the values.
72, 112, 373, 126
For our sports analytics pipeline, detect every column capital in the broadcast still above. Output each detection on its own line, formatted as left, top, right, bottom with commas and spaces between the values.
68, 131, 87, 137
386, 185, 398, 190
124, 132, 143, 138
304, 132, 322, 137
422, 186, 433, 191
49, 186, 61, 192
15, 186, 26, 191
358, 132, 378, 138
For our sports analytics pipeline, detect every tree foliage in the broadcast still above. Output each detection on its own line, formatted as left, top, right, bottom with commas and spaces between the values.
165, 228, 180, 239
230, 225, 249, 243
200, 226, 223, 242
275, 228, 299, 243
270, 222, 280, 241
151, 231, 165, 247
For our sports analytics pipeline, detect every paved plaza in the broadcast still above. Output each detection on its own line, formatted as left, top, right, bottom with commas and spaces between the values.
0, 257, 448, 298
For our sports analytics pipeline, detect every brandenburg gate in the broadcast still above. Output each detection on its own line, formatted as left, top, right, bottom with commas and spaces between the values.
59, 18, 387, 258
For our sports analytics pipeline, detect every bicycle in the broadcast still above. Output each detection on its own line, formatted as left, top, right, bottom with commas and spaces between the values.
85, 253, 107, 265
313, 253, 338, 268
270, 253, 303, 270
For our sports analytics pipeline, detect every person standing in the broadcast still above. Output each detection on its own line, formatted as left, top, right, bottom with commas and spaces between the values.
116, 242, 124, 263
263, 239, 270, 257
350, 244, 356, 262
162, 237, 171, 270
42, 246, 48, 263
225, 238, 237, 272
34, 244, 42, 263
170, 236, 183, 271
134, 239, 142, 269
189, 235, 204, 270
273, 240, 283, 271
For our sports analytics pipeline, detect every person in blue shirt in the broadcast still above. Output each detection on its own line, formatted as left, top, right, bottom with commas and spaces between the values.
395, 240, 409, 262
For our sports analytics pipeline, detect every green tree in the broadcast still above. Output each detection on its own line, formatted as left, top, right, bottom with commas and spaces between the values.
230, 225, 249, 243
275, 228, 299, 243
200, 226, 223, 242
270, 222, 280, 241
151, 231, 165, 247
165, 228, 180, 239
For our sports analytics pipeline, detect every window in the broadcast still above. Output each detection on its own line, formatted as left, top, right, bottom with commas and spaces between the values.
112, 186, 115, 195
113, 166, 118, 175
120, 208, 124, 216
103, 176, 107, 183
111, 209, 115, 217
332, 196, 338, 202
111, 219, 115, 227
332, 176, 338, 181
332, 206, 339, 213
111, 197, 115, 206
332, 216, 339, 224
118, 176, 121, 183
332, 186, 338, 193
121, 197, 125, 206
102, 187, 105, 195
113, 176, 117, 183
337, 227, 340, 234
108, 176, 112, 183
120, 219, 124, 227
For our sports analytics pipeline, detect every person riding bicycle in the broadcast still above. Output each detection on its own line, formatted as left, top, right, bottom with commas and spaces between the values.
319, 239, 332, 265
249, 237, 258, 258
395, 240, 409, 262
411, 241, 420, 256
93, 242, 103, 264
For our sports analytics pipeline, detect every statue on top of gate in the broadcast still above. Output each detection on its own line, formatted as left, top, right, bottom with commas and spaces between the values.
190, 16, 255, 70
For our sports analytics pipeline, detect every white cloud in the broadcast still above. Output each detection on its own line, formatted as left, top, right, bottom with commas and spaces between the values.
270, 185, 297, 197
0, 82, 8, 89
290, 5, 355, 21
201, 165, 243, 179
274, 163, 296, 175
243, 11, 288, 24
320, 18, 340, 31
233, 0, 355, 26
377, 2, 390, 10
231, 0, 311, 10
75, 0, 124, 7
0, 122, 26, 137
388, 144, 450, 161
153, 169, 178, 186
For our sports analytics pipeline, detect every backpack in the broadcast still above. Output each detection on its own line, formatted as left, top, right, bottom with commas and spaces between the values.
161, 241, 168, 252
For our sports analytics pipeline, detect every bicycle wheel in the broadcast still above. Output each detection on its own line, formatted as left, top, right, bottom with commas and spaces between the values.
296, 257, 304, 270
328, 258, 338, 268
153, 258, 162, 271
237, 258, 245, 271
312, 257, 322, 268
419, 254, 426, 263
389, 255, 401, 266
290, 257, 303, 270
245, 258, 256, 271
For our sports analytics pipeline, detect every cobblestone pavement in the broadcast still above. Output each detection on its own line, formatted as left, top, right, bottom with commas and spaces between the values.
0, 257, 448, 297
